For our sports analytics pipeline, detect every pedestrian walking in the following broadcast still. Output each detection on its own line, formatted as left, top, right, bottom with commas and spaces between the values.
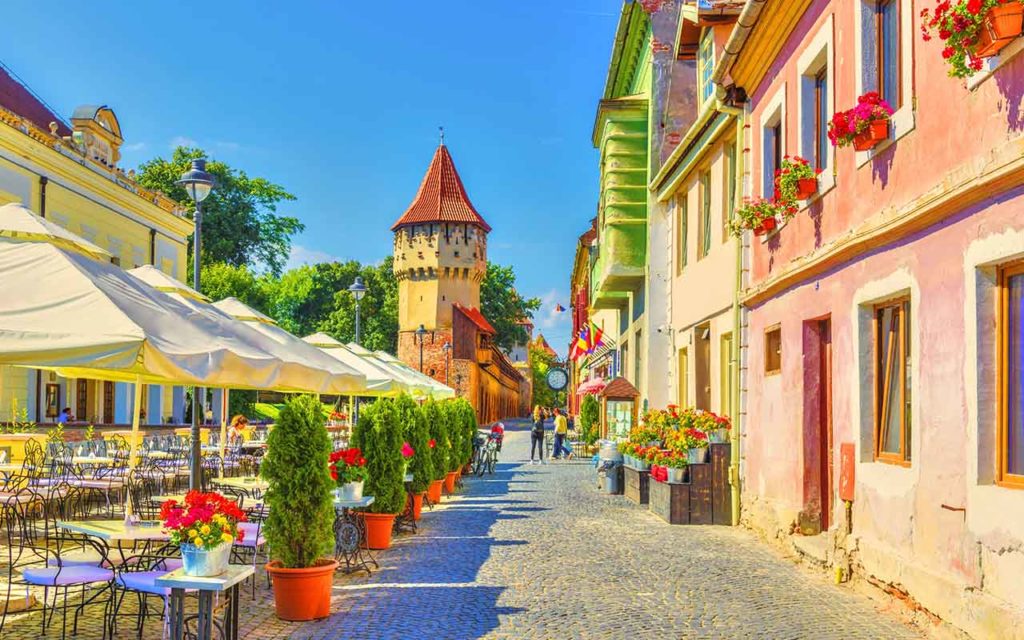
530, 405, 546, 464
552, 408, 573, 460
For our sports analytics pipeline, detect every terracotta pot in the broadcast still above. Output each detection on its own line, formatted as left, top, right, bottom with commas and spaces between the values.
852, 119, 889, 151
795, 177, 818, 200
462, 462, 473, 474
974, 1, 1024, 58
265, 559, 338, 621
753, 216, 777, 237
426, 479, 443, 503
443, 471, 458, 494
408, 491, 425, 520
362, 512, 397, 549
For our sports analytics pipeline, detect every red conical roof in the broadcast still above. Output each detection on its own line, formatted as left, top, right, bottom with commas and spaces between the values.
391, 144, 491, 232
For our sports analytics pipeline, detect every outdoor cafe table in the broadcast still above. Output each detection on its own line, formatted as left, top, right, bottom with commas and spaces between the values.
57, 519, 170, 564
138, 450, 172, 459
71, 456, 116, 465
333, 495, 377, 574
152, 494, 188, 503
214, 476, 268, 494
157, 565, 254, 640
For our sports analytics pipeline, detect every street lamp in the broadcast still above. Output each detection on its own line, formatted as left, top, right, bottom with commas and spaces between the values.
177, 158, 214, 491
442, 341, 451, 385
348, 276, 367, 345
416, 324, 428, 372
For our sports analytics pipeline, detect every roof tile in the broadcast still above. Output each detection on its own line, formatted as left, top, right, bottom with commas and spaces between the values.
391, 144, 491, 232
454, 303, 496, 335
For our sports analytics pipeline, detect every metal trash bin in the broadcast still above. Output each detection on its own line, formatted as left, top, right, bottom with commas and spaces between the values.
598, 460, 623, 494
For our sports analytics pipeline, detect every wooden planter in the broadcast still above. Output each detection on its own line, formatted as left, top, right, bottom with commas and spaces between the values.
974, 1, 1024, 59
795, 178, 818, 200
853, 119, 889, 151
649, 478, 689, 524
753, 217, 778, 237
623, 466, 650, 505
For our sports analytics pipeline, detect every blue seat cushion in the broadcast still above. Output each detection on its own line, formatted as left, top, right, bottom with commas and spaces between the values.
116, 571, 174, 596
23, 565, 113, 586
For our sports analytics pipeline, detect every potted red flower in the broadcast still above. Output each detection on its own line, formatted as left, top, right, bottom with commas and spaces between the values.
683, 428, 710, 464
775, 155, 822, 202
730, 197, 796, 237
828, 92, 895, 151
922, 0, 1024, 77
329, 447, 368, 501
160, 490, 246, 577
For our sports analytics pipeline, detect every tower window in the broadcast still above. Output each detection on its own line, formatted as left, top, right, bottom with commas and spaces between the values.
454, 251, 460, 258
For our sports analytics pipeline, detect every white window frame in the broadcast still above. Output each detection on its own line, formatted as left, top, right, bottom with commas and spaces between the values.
698, 29, 716, 107
759, 83, 786, 240
853, 0, 915, 168
797, 14, 836, 206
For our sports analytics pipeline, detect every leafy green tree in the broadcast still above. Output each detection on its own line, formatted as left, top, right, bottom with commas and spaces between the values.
580, 394, 600, 445
424, 399, 449, 481
398, 394, 433, 494
199, 262, 271, 311
260, 395, 334, 568
319, 258, 399, 352
358, 398, 405, 514
481, 262, 541, 352
136, 146, 302, 276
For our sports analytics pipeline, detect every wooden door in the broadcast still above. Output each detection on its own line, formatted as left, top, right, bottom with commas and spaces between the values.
695, 324, 711, 411
818, 320, 833, 530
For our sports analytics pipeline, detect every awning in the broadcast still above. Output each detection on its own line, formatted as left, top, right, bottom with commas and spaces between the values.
374, 350, 455, 399
345, 343, 437, 398
577, 378, 607, 396
302, 333, 404, 396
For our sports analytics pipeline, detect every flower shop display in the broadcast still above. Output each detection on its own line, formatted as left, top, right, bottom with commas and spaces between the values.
828, 92, 894, 151
921, 0, 1024, 77
159, 490, 246, 577
329, 447, 368, 501
261, 395, 338, 621
729, 197, 796, 237
352, 398, 406, 550
774, 155, 822, 202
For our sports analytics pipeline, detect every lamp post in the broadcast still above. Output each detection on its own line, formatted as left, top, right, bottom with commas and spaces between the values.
348, 276, 367, 345
416, 324, 428, 372
176, 158, 214, 491
442, 341, 451, 385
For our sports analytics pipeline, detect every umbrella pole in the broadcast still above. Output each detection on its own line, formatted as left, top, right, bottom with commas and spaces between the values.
126, 375, 143, 517
219, 389, 229, 478
190, 386, 202, 491
349, 395, 355, 434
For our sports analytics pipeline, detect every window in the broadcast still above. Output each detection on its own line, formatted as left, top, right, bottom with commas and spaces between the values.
678, 348, 689, 407
723, 142, 736, 241
765, 326, 782, 375
635, 329, 643, 391
874, 299, 911, 464
876, 0, 902, 109
677, 194, 688, 272
698, 171, 712, 260
698, 30, 715, 104
763, 121, 782, 198
999, 264, 1024, 486
813, 69, 829, 171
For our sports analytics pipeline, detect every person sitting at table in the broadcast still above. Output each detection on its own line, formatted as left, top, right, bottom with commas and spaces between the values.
57, 407, 73, 424
229, 414, 249, 442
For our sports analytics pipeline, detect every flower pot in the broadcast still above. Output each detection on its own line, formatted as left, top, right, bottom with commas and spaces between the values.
974, 1, 1024, 58
335, 480, 364, 502
795, 177, 818, 200
443, 471, 458, 494
753, 216, 777, 237
180, 542, 231, 577
266, 559, 338, 621
667, 467, 687, 484
853, 119, 889, 151
687, 447, 708, 464
427, 479, 443, 503
408, 491, 425, 521
638, 460, 651, 472
362, 512, 397, 549
708, 428, 730, 444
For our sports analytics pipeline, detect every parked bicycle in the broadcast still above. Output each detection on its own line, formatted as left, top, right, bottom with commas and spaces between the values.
474, 430, 500, 476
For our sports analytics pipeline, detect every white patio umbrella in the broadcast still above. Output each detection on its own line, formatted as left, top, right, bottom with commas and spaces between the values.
302, 333, 405, 397
345, 342, 437, 398
374, 350, 455, 399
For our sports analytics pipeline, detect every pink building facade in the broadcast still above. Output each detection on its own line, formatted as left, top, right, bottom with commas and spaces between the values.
725, 1, 1024, 636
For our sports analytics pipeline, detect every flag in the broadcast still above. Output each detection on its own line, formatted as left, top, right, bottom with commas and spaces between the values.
572, 325, 591, 360
554, 304, 566, 313
589, 321, 605, 353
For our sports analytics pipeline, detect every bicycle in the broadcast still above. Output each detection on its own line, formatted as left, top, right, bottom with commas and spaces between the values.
475, 433, 499, 476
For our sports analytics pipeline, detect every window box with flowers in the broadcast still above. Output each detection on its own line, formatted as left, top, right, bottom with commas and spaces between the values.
730, 197, 797, 238
828, 92, 895, 151
922, 0, 1024, 77
775, 156, 823, 202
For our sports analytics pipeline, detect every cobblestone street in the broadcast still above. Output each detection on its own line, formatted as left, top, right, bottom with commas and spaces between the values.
3, 421, 925, 639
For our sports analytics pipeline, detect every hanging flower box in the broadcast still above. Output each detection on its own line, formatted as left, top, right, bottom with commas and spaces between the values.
853, 120, 890, 151
774, 156, 822, 202
729, 197, 794, 238
829, 92, 894, 150
754, 217, 778, 237
922, 0, 1024, 77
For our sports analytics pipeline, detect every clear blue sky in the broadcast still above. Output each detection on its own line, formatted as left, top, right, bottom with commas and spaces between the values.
3, 1, 623, 356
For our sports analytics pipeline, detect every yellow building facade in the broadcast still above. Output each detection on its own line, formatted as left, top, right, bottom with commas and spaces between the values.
0, 66, 193, 426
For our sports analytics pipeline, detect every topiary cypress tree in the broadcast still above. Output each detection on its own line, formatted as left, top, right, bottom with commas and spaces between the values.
443, 401, 463, 472
425, 399, 449, 480
261, 395, 335, 568
399, 395, 433, 494
580, 394, 600, 445
362, 398, 405, 514
459, 399, 477, 464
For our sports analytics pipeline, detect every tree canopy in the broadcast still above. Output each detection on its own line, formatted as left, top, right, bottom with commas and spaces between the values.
136, 146, 302, 276
481, 263, 541, 352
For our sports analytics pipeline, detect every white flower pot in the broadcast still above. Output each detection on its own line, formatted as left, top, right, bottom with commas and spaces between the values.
687, 448, 708, 464
667, 467, 686, 484
335, 481, 364, 502
180, 542, 231, 577
709, 429, 729, 444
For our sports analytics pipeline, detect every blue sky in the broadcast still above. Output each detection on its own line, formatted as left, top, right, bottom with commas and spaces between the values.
3, 1, 623, 356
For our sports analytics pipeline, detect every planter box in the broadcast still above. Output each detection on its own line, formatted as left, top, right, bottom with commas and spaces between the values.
974, 1, 1024, 58
753, 217, 777, 237
711, 442, 731, 525
649, 478, 689, 525
796, 178, 818, 200
853, 120, 889, 152
623, 466, 650, 505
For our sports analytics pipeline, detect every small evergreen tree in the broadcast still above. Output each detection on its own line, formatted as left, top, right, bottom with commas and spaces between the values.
425, 399, 449, 480
261, 395, 334, 568
443, 401, 463, 472
361, 398, 406, 514
457, 399, 477, 465
580, 394, 600, 445
398, 394, 433, 494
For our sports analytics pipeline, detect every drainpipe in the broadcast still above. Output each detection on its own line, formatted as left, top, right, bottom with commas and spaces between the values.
711, 0, 768, 89
713, 99, 745, 527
